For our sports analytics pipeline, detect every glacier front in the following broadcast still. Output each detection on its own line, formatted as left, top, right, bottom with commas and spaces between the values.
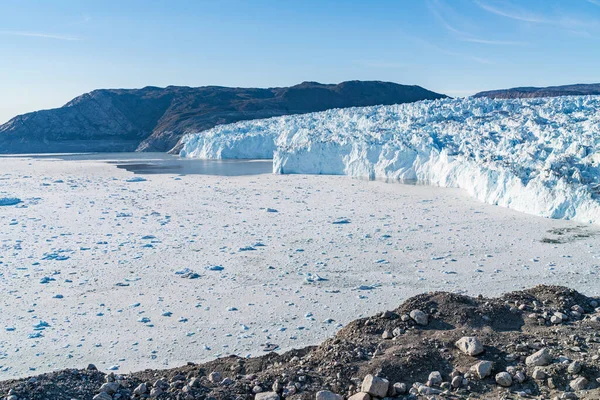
180, 96, 600, 224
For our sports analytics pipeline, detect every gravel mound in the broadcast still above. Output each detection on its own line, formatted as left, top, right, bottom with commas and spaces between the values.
2, 285, 600, 400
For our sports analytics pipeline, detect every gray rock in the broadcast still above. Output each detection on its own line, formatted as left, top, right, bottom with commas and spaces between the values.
361, 375, 390, 398
133, 383, 148, 395
428, 371, 443, 386
526, 348, 552, 366
315, 390, 343, 400
348, 393, 371, 400
392, 382, 407, 395
255, 392, 280, 400
495, 372, 513, 387
567, 360, 582, 374
93, 393, 112, 400
208, 371, 222, 383
532, 368, 547, 380
99, 382, 120, 394
471, 360, 493, 379
451, 376, 462, 388
455, 336, 484, 356
570, 377, 588, 391
409, 309, 428, 325
381, 330, 393, 339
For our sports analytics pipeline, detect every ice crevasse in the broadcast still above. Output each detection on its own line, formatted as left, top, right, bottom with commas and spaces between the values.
180, 96, 600, 224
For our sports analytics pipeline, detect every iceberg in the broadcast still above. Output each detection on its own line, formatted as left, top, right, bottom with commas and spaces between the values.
180, 96, 600, 224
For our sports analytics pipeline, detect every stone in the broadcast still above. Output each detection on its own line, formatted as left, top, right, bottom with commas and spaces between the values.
567, 361, 582, 374
514, 371, 526, 383
208, 371, 222, 383
392, 382, 407, 395
570, 377, 588, 391
133, 383, 148, 395
93, 394, 112, 400
255, 392, 280, 400
451, 376, 462, 388
381, 330, 393, 339
428, 371, 443, 386
315, 390, 343, 400
99, 382, 120, 394
361, 375, 390, 398
526, 348, 552, 366
150, 388, 163, 398
532, 368, 546, 380
392, 327, 404, 337
471, 360, 493, 379
87, 364, 98, 370
409, 309, 428, 325
418, 386, 442, 395
348, 393, 371, 400
495, 372, 513, 387
456, 337, 484, 356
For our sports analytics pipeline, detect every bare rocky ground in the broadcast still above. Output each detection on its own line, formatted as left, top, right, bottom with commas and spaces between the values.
2, 285, 600, 400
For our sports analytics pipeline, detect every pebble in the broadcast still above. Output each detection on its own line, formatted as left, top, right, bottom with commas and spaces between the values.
570, 377, 588, 391
471, 360, 493, 379
255, 392, 280, 400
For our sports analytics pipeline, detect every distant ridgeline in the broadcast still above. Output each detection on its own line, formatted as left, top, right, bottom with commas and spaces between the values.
474, 83, 600, 99
0, 81, 446, 154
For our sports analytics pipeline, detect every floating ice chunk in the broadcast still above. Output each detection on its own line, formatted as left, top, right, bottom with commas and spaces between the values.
0, 197, 22, 206
207, 265, 224, 271
125, 177, 147, 182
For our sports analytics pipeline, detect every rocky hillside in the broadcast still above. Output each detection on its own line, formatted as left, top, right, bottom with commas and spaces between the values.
474, 83, 600, 99
0, 81, 446, 154
1, 285, 599, 400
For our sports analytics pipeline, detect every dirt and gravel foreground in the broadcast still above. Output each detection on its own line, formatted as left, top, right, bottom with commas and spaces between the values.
2, 285, 600, 400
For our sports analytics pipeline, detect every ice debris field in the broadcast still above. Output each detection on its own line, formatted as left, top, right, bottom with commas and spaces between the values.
181, 95, 600, 224
1, 153, 600, 379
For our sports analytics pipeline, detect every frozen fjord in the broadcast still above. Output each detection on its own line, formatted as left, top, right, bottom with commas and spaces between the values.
1, 156, 600, 378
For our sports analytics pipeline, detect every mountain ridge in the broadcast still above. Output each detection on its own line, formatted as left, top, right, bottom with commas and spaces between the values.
0, 81, 447, 154
474, 83, 600, 99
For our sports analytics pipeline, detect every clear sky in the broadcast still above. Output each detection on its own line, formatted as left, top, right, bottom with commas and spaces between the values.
1, 0, 599, 123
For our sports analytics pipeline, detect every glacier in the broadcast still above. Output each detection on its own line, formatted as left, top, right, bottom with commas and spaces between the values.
180, 96, 600, 224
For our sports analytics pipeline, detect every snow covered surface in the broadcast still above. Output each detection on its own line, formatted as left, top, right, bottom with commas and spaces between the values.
181, 96, 600, 224
1, 155, 600, 379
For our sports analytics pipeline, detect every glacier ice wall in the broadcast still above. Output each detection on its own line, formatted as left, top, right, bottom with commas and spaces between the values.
180, 96, 600, 224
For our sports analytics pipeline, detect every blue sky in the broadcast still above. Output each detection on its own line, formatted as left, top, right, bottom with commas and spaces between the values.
1, 0, 599, 123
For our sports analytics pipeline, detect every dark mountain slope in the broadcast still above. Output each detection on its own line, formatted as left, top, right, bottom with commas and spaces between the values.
0, 81, 446, 154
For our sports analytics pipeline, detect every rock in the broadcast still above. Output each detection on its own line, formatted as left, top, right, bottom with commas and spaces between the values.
417, 385, 442, 395
93, 394, 112, 400
428, 371, 443, 386
451, 376, 462, 388
99, 382, 120, 394
570, 377, 588, 391
392, 382, 407, 395
255, 392, 280, 400
514, 371, 526, 383
409, 309, 428, 325
381, 330, 393, 339
348, 393, 371, 400
361, 375, 390, 398
471, 360, 493, 379
392, 327, 404, 337
150, 387, 163, 397
567, 360, 582, 374
455, 336, 484, 356
495, 372, 513, 387
87, 364, 98, 370
315, 390, 343, 400
133, 383, 148, 395
526, 348, 553, 366
208, 371, 222, 383
532, 368, 547, 380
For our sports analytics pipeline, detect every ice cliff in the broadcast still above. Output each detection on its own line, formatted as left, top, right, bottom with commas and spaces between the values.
180, 96, 600, 224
